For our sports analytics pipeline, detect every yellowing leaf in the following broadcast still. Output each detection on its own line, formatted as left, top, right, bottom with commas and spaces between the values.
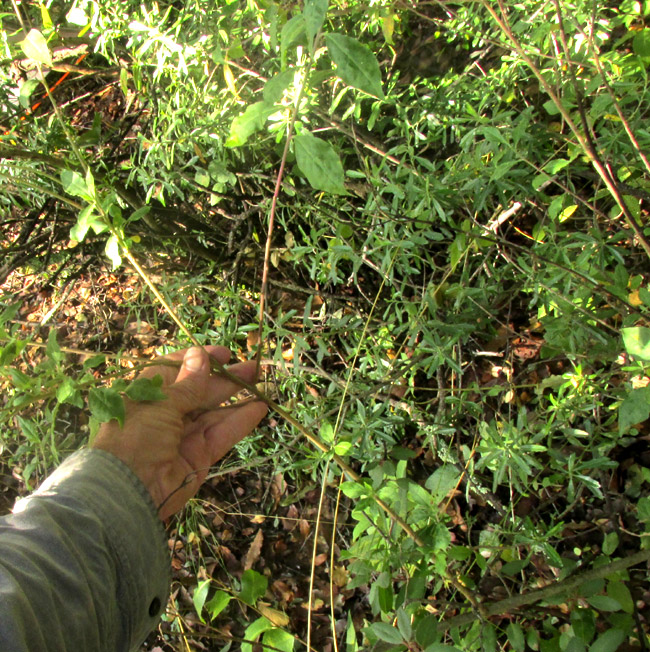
20, 29, 53, 67
257, 603, 290, 627
629, 290, 643, 306
224, 64, 238, 97
558, 204, 578, 222
382, 14, 395, 44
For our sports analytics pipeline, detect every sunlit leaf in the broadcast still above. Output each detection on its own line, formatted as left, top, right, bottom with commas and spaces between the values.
622, 326, 650, 361
19, 79, 40, 109
205, 590, 231, 620
105, 235, 122, 270
241, 617, 273, 652
192, 579, 210, 623
88, 388, 125, 427
304, 0, 328, 52
294, 131, 346, 194
125, 375, 167, 402
225, 102, 275, 147
20, 29, 52, 67
619, 387, 650, 433
262, 628, 294, 652
325, 33, 384, 98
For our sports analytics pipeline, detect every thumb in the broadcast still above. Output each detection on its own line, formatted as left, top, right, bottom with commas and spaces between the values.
168, 347, 210, 414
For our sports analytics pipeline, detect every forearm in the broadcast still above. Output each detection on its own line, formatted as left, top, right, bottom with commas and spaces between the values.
0, 449, 170, 652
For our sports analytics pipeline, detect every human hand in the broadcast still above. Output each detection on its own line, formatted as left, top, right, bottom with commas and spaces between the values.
92, 346, 267, 520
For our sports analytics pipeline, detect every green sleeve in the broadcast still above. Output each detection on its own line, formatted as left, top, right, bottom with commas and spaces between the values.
0, 449, 171, 652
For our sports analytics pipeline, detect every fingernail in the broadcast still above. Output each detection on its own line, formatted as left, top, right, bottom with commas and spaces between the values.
184, 347, 205, 372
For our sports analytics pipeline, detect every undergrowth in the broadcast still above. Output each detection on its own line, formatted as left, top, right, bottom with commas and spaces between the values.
3, 0, 650, 650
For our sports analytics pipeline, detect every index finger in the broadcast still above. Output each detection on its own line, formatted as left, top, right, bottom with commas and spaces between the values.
138, 345, 231, 386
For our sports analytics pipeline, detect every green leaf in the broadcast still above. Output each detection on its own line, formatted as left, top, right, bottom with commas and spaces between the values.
543, 158, 570, 175
415, 615, 438, 648
325, 33, 385, 98
566, 637, 587, 652
193, 579, 210, 623
607, 581, 634, 614
61, 169, 94, 202
263, 69, 294, 103
586, 595, 622, 612
571, 608, 596, 643
425, 466, 460, 503
225, 101, 276, 147
56, 377, 77, 405
19, 79, 40, 109
263, 628, 295, 652
205, 590, 231, 620
105, 235, 122, 270
424, 644, 463, 652
506, 623, 526, 652
17, 416, 39, 444
125, 375, 167, 402
83, 354, 106, 369
241, 617, 273, 652
638, 496, 650, 521
281, 14, 306, 68
622, 326, 650, 361
633, 29, 650, 58
304, 0, 328, 52
369, 622, 403, 645
20, 29, 52, 67
129, 206, 151, 223
340, 481, 371, 498
602, 531, 619, 556
396, 608, 412, 641
238, 569, 268, 605
46, 329, 63, 363
619, 387, 650, 434
88, 388, 125, 427
294, 131, 346, 194
589, 629, 625, 652
70, 204, 102, 242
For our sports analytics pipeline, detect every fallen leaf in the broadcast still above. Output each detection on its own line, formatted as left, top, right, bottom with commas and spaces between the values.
243, 529, 264, 570
271, 473, 287, 505
332, 566, 348, 587
299, 519, 311, 538
258, 602, 290, 627
314, 553, 327, 566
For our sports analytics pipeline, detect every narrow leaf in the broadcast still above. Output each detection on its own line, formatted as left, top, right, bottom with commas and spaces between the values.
325, 33, 384, 98
192, 580, 210, 623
